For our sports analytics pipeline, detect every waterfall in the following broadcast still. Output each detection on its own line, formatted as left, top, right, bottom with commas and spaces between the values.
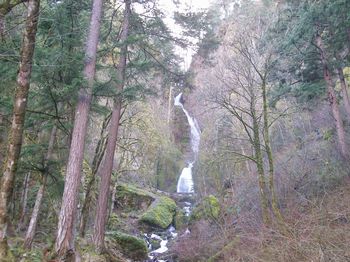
174, 93, 201, 194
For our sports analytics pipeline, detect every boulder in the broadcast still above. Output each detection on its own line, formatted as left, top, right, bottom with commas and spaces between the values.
106, 232, 148, 261
115, 184, 155, 213
191, 195, 220, 221
140, 196, 177, 229
174, 208, 187, 230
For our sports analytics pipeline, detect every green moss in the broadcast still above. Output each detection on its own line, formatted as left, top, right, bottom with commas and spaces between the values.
174, 208, 187, 230
140, 196, 177, 229
115, 184, 155, 212
106, 232, 147, 261
191, 195, 220, 221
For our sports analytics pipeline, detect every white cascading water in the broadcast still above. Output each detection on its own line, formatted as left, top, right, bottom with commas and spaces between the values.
174, 93, 201, 193
146, 93, 200, 261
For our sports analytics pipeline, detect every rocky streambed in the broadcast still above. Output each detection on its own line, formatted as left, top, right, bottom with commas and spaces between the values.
83, 183, 220, 262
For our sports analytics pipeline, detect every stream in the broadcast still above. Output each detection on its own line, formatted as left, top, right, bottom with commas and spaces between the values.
145, 92, 201, 261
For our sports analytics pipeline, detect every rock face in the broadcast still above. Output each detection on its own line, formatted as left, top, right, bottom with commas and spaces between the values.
173, 98, 191, 155
114, 184, 155, 212
106, 232, 148, 261
140, 196, 177, 229
191, 195, 220, 221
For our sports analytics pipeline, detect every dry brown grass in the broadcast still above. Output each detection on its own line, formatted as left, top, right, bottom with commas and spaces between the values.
172, 180, 350, 262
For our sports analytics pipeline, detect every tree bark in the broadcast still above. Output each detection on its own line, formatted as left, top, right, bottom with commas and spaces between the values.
24, 125, 57, 249
79, 114, 109, 237
0, 0, 39, 257
251, 100, 270, 226
337, 66, 350, 119
0, 12, 4, 40
261, 79, 287, 234
17, 172, 31, 232
93, 0, 131, 251
55, 0, 103, 258
316, 34, 349, 159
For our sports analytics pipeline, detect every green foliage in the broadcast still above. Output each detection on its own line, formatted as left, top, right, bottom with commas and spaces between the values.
268, 0, 350, 104
8, 237, 42, 262
174, 7, 220, 58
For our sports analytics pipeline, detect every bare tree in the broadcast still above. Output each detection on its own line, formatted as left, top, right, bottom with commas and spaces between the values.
208, 6, 286, 229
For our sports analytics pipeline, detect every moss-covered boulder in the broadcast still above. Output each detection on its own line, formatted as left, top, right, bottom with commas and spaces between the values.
174, 208, 187, 230
115, 184, 155, 213
191, 195, 220, 221
140, 196, 177, 229
106, 232, 148, 261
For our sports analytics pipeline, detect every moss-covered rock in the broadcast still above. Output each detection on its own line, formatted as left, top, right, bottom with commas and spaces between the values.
174, 208, 187, 230
77, 237, 127, 262
106, 232, 148, 261
140, 196, 177, 229
115, 184, 155, 213
191, 195, 220, 221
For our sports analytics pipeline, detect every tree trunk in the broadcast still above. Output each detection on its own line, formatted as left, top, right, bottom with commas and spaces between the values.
17, 172, 31, 232
55, 0, 103, 258
316, 34, 349, 159
79, 114, 109, 237
337, 66, 350, 119
0, 0, 40, 257
24, 125, 57, 249
93, 0, 131, 251
0, 12, 4, 40
23, 180, 45, 249
251, 101, 270, 226
261, 79, 287, 234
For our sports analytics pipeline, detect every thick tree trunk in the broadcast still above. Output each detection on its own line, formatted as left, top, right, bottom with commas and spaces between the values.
55, 0, 103, 258
24, 125, 57, 249
337, 66, 350, 119
0, 0, 40, 257
93, 0, 131, 251
316, 35, 349, 159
